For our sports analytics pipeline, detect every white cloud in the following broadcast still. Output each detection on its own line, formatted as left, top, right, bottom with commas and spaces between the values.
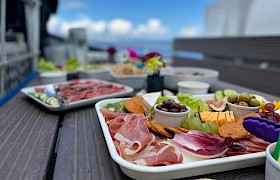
47, 15, 106, 37
108, 19, 132, 35
178, 26, 202, 37
61, 0, 86, 9
47, 15, 169, 40
134, 19, 168, 37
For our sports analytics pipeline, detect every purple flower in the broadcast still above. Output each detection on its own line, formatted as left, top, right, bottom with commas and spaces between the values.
127, 48, 138, 58
107, 47, 116, 55
142, 52, 162, 63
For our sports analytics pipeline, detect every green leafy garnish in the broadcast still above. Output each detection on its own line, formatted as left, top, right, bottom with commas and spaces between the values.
103, 100, 127, 113
156, 96, 174, 104
176, 93, 209, 112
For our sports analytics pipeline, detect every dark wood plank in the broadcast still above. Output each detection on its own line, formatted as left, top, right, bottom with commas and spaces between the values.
174, 36, 280, 63
53, 107, 129, 180
172, 56, 280, 97
0, 88, 60, 180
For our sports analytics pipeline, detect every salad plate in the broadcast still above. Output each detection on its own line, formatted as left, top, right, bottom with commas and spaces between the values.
21, 79, 133, 111
95, 94, 266, 180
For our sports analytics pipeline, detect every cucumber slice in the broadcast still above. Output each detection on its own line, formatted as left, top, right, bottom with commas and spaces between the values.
215, 90, 224, 100
39, 93, 47, 101
34, 92, 40, 98
46, 97, 54, 104
42, 96, 49, 103
49, 98, 59, 106
223, 89, 238, 97
28, 92, 35, 96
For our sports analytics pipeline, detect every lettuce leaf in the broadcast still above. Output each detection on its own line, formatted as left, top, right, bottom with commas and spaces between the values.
177, 93, 209, 112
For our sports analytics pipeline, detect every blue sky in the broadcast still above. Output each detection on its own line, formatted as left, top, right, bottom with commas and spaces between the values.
47, 0, 217, 42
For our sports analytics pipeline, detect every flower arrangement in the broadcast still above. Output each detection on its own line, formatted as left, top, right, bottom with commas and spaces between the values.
142, 52, 166, 92
142, 52, 166, 75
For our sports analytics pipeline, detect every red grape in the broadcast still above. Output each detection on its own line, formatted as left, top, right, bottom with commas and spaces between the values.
273, 112, 280, 122
266, 112, 273, 117
267, 116, 277, 122
258, 112, 266, 118
265, 103, 275, 112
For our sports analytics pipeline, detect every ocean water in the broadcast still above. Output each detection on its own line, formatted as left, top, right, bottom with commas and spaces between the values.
89, 39, 203, 60
89, 40, 173, 57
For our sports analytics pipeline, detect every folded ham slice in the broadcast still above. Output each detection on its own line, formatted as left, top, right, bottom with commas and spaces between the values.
100, 108, 183, 166
169, 130, 232, 159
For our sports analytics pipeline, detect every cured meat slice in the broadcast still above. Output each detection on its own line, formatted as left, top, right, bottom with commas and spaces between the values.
169, 130, 232, 158
101, 109, 183, 166
99, 108, 131, 122
132, 142, 183, 166
114, 114, 152, 155
107, 116, 126, 137
227, 135, 269, 156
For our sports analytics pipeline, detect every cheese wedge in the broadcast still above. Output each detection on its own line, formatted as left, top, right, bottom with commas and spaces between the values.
225, 111, 232, 123
229, 111, 235, 122
142, 92, 162, 117
200, 111, 211, 122
218, 112, 226, 126
206, 112, 215, 123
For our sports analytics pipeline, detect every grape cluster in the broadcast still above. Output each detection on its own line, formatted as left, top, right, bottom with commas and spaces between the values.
157, 99, 187, 113
258, 103, 280, 122
181, 111, 218, 134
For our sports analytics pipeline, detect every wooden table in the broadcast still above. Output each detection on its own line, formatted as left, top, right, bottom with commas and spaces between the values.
0, 78, 278, 180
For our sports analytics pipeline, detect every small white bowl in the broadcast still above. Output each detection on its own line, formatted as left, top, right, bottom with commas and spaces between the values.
226, 101, 260, 119
111, 73, 147, 90
39, 71, 67, 84
154, 104, 190, 127
177, 81, 210, 95
265, 142, 280, 180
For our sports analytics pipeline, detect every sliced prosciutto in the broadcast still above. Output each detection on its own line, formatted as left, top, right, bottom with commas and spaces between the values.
56, 80, 126, 102
133, 142, 183, 166
100, 108, 183, 166
114, 114, 154, 156
99, 108, 131, 122
169, 130, 232, 159
227, 135, 270, 156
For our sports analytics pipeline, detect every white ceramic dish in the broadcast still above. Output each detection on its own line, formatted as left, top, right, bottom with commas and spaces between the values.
21, 79, 133, 111
154, 104, 190, 127
162, 67, 219, 91
95, 94, 266, 180
111, 73, 147, 90
178, 81, 210, 95
226, 101, 260, 119
265, 142, 280, 180
39, 71, 67, 84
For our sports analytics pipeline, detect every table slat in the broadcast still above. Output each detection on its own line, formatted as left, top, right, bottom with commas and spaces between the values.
53, 107, 129, 180
0, 93, 60, 180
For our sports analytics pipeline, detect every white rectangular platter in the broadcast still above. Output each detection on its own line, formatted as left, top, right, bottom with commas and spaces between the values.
21, 79, 133, 111
95, 94, 266, 180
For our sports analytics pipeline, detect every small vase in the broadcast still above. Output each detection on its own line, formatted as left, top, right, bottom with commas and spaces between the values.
147, 72, 164, 92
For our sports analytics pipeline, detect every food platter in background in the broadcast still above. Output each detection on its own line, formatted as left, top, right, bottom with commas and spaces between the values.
21, 79, 133, 111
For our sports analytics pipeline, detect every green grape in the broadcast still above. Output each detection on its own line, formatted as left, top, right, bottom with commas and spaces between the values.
208, 122, 219, 134
201, 123, 211, 133
181, 119, 190, 129
189, 117, 202, 131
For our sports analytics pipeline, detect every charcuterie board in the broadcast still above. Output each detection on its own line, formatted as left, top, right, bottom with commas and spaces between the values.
95, 94, 266, 180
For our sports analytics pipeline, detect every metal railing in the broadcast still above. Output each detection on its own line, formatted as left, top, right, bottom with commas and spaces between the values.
0, 0, 40, 99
